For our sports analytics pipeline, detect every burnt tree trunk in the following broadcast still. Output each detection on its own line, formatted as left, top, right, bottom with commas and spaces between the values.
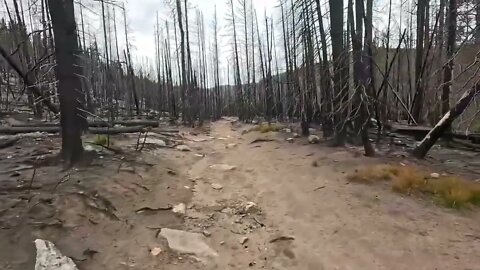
48, 0, 87, 164
441, 0, 456, 115
412, 0, 428, 123
329, 0, 348, 145
413, 82, 480, 159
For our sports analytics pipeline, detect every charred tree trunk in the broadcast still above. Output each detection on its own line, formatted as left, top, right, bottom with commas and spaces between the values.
329, 0, 348, 145
441, 0, 456, 115
413, 82, 480, 158
412, 0, 428, 124
47, 0, 87, 164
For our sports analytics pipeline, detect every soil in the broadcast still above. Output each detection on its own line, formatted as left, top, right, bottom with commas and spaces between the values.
0, 118, 479, 270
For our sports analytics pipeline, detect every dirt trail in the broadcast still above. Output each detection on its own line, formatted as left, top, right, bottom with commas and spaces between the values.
1, 119, 479, 270
181, 119, 480, 270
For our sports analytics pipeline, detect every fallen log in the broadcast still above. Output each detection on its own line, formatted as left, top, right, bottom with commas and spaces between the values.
11, 120, 160, 128
88, 120, 160, 128
0, 138, 19, 149
89, 126, 146, 134
0, 126, 146, 135
0, 126, 60, 134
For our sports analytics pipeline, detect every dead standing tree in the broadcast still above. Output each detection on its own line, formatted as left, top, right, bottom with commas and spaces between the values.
47, 0, 87, 164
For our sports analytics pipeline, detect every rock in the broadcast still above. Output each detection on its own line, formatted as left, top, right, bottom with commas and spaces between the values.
240, 237, 249, 245
430, 173, 440, 179
176, 145, 191, 152
293, 133, 300, 138
172, 203, 187, 215
286, 138, 294, 143
150, 247, 162, 256
203, 230, 212, 237
221, 207, 234, 215
144, 138, 167, 147
10, 171, 20, 177
219, 241, 225, 245
159, 228, 218, 258
226, 143, 237, 149
211, 183, 223, 190
34, 239, 79, 270
243, 202, 257, 213
209, 164, 237, 171
308, 135, 320, 144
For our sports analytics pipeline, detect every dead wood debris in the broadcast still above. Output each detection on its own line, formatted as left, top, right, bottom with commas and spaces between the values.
269, 236, 295, 243
135, 206, 173, 214
250, 138, 275, 144
73, 191, 119, 220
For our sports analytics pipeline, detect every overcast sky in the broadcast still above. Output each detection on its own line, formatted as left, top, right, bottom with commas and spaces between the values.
124, 0, 278, 61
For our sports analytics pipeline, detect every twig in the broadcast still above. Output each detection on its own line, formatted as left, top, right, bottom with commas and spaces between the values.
269, 236, 295, 243
135, 206, 173, 214
138, 130, 149, 152
53, 173, 70, 190
313, 186, 326, 191
252, 216, 265, 227
27, 168, 36, 194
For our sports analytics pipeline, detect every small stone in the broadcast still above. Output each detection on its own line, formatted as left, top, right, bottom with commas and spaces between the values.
10, 171, 20, 177
226, 143, 237, 149
293, 133, 300, 138
221, 207, 234, 215
175, 145, 191, 152
159, 228, 218, 258
203, 230, 211, 237
172, 203, 187, 215
240, 237, 249, 245
430, 173, 440, 179
150, 247, 162, 256
308, 135, 320, 144
244, 202, 257, 213
219, 241, 225, 245
286, 138, 294, 143
211, 183, 223, 190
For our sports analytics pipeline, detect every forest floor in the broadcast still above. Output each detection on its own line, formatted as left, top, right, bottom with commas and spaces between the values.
0, 117, 480, 270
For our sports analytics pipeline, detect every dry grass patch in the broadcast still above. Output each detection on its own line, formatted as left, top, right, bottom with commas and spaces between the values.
349, 164, 480, 208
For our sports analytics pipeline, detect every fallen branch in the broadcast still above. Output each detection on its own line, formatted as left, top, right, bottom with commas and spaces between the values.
0, 184, 42, 192
0, 138, 19, 149
269, 236, 295, 243
135, 206, 173, 214
450, 139, 480, 151
250, 138, 275, 144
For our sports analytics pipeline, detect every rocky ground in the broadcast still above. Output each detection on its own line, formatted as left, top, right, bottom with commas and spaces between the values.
0, 117, 479, 270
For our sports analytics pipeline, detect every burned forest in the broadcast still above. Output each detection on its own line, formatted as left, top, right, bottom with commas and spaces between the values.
0, 0, 480, 269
